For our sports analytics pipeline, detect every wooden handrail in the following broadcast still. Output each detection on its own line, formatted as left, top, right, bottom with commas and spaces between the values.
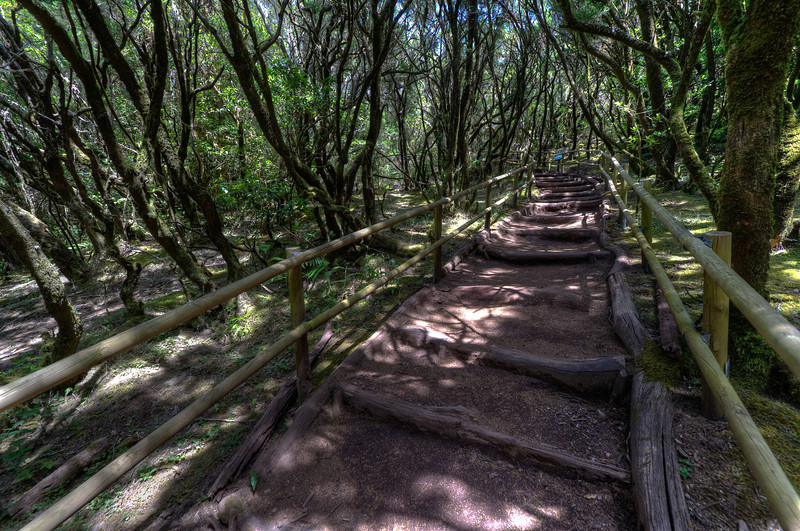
601, 162, 800, 529
601, 154, 800, 379
12, 167, 533, 530
0, 165, 531, 413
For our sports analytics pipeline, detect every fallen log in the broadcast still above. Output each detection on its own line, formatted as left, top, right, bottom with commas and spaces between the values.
607, 273, 647, 357
441, 229, 483, 277
334, 382, 631, 484
598, 194, 687, 528
535, 176, 580, 183
534, 182, 593, 190
656, 287, 683, 358
530, 199, 603, 213
531, 196, 602, 205
541, 190, 601, 200
395, 327, 627, 396
206, 323, 334, 497
497, 227, 600, 242
512, 211, 585, 224
9, 435, 137, 518
481, 244, 611, 264
630, 372, 690, 530
602, 240, 648, 356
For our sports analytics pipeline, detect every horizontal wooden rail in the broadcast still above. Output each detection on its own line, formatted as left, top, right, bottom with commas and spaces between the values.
16, 168, 533, 530
601, 164, 800, 529
602, 154, 800, 380
0, 165, 532, 413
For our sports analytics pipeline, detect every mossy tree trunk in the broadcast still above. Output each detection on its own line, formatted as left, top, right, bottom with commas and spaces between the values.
716, 0, 800, 295
773, 101, 800, 241
0, 196, 82, 362
3, 198, 88, 283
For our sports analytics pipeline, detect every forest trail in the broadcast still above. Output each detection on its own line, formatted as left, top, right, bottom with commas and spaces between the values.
180, 172, 638, 529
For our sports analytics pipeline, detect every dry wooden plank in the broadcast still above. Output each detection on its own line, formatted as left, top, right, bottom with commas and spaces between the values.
334, 382, 630, 484
630, 372, 690, 530
534, 182, 593, 190
607, 273, 647, 357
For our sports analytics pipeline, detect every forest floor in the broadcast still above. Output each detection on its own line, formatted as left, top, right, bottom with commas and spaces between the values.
0, 170, 798, 530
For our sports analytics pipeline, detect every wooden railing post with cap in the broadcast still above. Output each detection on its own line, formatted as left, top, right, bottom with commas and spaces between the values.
286, 247, 312, 400
433, 204, 443, 282
701, 231, 732, 418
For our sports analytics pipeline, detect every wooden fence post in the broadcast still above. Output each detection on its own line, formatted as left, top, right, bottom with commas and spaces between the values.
484, 181, 493, 229
433, 204, 443, 283
286, 247, 312, 400
526, 165, 534, 199
616, 164, 627, 228
641, 179, 654, 245
621, 162, 630, 200
641, 178, 654, 272
701, 231, 732, 418
512, 171, 520, 208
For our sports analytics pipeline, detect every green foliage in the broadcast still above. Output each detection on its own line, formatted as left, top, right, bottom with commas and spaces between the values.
679, 459, 693, 479
571, 2, 608, 24
136, 464, 157, 482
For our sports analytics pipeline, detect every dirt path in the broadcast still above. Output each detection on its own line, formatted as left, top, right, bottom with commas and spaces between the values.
176, 173, 638, 529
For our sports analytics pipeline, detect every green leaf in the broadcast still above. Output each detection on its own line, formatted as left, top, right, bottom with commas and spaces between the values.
250, 470, 258, 492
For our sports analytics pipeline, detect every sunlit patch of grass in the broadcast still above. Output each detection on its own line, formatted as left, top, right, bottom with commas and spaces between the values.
145, 291, 187, 314
767, 245, 800, 327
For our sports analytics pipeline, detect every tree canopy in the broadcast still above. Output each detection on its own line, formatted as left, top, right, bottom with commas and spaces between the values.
1, 0, 799, 379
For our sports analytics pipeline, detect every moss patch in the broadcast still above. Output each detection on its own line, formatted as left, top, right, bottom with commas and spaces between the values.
637, 339, 681, 387
741, 388, 800, 491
